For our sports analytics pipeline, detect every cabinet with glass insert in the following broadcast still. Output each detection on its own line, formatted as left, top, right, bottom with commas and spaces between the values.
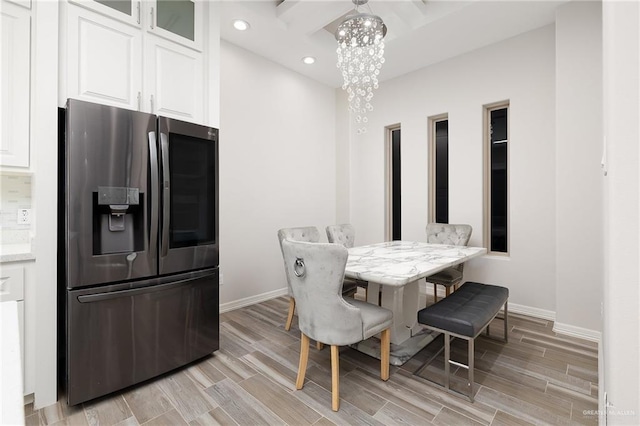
63, 0, 204, 123
69, 0, 202, 50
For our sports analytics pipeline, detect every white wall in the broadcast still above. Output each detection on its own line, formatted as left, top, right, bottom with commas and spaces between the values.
205, 1, 221, 129
344, 25, 557, 315
335, 92, 351, 223
555, 2, 603, 337
603, 0, 640, 422
33, 0, 59, 409
219, 41, 337, 306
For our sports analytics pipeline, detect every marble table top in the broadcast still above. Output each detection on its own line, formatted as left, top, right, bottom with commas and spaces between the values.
345, 240, 486, 286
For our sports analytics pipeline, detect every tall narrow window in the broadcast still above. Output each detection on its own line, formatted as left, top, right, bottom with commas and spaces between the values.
386, 126, 401, 241
485, 103, 509, 254
429, 116, 449, 223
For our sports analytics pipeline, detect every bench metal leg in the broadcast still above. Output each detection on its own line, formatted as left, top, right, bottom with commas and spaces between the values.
504, 301, 509, 343
444, 332, 450, 390
468, 338, 475, 402
485, 301, 509, 343
443, 333, 475, 402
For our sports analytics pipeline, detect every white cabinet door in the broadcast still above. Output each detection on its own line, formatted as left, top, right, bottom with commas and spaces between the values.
147, 0, 202, 52
0, 1, 30, 167
0, 263, 27, 394
5, 0, 30, 9
144, 35, 203, 122
68, 0, 141, 28
63, 1, 205, 122
66, 4, 143, 110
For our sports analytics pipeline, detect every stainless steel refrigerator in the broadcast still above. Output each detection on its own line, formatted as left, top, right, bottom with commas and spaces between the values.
58, 99, 219, 406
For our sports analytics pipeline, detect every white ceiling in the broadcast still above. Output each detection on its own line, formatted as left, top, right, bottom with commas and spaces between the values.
219, 0, 568, 88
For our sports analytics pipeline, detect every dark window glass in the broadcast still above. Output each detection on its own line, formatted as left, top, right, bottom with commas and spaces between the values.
434, 120, 449, 224
490, 107, 508, 253
95, 0, 132, 16
169, 134, 216, 248
392, 128, 401, 240
157, 0, 195, 41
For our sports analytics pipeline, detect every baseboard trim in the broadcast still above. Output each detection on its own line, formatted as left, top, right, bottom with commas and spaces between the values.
24, 394, 34, 406
223, 287, 600, 343
507, 302, 556, 321
553, 322, 602, 343
220, 287, 288, 313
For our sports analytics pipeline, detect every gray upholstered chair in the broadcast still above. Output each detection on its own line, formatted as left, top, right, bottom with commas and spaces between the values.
425, 223, 473, 303
325, 224, 371, 302
277, 227, 357, 331
280, 239, 392, 411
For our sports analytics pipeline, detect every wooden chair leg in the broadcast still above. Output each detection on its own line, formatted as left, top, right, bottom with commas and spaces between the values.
296, 334, 310, 389
331, 345, 340, 411
433, 283, 438, 304
316, 341, 324, 350
380, 328, 390, 381
445, 286, 451, 297
285, 297, 296, 331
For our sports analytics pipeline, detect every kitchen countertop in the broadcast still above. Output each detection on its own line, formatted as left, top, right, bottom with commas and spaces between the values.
0, 244, 35, 263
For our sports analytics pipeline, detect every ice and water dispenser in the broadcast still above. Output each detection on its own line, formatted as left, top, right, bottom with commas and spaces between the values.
93, 186, 144, 255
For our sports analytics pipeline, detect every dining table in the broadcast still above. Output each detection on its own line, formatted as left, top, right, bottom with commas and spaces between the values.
344, 240, 487, 365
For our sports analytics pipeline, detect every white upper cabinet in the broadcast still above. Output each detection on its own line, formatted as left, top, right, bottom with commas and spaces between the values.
5, 0, 31, 9
65, 4, 143, 110
63, 0, 205, 122
68, 0, 202, 50
144, 35, 203, 121
147, 0, 202, 52
1, 1, 31, 168
69, 0, 142, 28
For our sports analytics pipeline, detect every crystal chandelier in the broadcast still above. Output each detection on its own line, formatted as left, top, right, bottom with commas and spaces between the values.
335, 0, 387, 134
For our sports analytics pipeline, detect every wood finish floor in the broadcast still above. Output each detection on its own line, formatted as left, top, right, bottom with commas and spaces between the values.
25, 294, 599, 425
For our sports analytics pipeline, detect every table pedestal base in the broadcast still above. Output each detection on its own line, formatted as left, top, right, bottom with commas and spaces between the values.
350, 327, 437, 366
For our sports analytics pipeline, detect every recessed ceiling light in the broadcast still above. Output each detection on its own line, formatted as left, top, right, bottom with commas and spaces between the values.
233, 20, 250, 31
302, 56, 316, 65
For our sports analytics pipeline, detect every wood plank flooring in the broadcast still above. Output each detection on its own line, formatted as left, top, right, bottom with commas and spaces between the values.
25, 294, 599, 425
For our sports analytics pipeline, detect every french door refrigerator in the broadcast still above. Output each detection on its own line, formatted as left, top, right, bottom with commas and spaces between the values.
58, 99, 219, 406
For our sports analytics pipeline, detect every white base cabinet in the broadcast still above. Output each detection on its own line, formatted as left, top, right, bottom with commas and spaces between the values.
0, 261, 35, 396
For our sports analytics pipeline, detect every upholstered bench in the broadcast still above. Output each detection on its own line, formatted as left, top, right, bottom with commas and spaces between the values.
416, 281, 509, 402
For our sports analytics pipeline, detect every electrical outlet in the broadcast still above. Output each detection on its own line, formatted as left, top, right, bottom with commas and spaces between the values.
219, 271, 224, 286
17, 209, 31, 225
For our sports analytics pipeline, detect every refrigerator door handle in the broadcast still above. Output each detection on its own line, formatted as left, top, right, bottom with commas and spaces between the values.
76, 274, 212, 303
160, 132, 170, 257
148, 131, 159, 254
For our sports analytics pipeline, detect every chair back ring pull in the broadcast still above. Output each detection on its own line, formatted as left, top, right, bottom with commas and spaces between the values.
294, 258, 306, 277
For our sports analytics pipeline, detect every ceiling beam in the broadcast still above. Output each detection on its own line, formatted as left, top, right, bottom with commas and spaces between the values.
277, 0, 354, 35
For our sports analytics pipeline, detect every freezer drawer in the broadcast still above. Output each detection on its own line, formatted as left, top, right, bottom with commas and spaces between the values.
65, 269, 219, 405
